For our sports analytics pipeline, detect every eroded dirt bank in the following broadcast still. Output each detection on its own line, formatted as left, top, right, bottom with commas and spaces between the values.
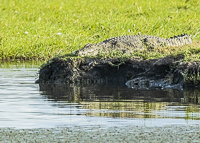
37, 56, 200, 89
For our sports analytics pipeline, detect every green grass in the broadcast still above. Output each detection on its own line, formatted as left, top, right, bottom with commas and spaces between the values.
0, 0, 200, 61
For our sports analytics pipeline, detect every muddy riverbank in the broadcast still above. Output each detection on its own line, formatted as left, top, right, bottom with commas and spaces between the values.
37, 55, 200, 89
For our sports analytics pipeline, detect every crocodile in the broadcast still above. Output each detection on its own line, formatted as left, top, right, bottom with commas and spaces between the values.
74, 34, 192, 57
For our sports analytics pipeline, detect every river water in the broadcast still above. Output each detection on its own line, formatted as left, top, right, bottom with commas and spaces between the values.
1, 62, 200, 129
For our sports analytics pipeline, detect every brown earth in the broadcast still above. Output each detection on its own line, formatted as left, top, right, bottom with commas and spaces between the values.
37, 56, 200, 89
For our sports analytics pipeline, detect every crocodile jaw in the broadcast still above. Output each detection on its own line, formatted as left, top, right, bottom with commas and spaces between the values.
75, 44, 99, 57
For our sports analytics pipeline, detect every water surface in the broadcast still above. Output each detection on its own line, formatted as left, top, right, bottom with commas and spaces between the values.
0, 62, 200, 129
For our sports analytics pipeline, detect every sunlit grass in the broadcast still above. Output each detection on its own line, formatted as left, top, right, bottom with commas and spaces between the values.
0, 0, 200, 61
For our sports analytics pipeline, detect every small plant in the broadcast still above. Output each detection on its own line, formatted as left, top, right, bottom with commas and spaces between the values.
181, 69, 189, 83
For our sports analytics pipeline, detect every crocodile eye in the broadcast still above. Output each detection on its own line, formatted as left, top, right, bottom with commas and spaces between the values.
74, 51, 78, 54
84, 43, 91, 48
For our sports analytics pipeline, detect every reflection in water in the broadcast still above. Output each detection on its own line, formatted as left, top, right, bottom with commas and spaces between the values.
40, 83, 200, 120
1, 62, 200, 129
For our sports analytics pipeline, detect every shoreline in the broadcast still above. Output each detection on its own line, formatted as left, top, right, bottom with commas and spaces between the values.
38, 55, 200, 89
1, 125, 200, 142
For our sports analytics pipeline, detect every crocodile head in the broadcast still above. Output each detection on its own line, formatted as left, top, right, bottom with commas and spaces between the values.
74, 44, 99, 57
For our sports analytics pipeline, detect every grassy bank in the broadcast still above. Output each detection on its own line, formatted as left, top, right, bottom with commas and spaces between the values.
0, 0, 200, 61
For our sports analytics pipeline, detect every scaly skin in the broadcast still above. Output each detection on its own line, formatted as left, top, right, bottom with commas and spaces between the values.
75, 34, 192, 57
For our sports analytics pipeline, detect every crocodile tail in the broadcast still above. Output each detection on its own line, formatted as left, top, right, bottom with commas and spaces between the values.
169, 33, 192, 46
